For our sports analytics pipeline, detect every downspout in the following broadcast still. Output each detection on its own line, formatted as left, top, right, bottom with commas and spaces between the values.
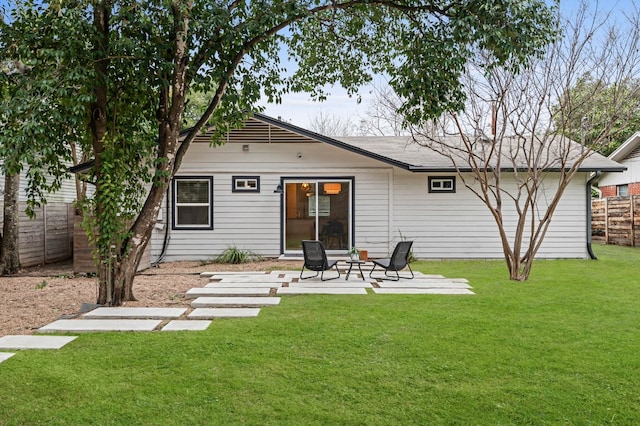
586, 171, 602, 259
152, 186, 171, 266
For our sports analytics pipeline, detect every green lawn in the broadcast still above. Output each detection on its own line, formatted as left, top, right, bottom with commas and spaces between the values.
1, 244, 639, 425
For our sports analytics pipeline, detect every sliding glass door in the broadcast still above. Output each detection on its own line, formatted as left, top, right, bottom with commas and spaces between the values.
283, 179, 352, 253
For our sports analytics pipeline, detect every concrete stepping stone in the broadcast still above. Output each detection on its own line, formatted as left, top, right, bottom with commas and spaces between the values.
38, 319, 162, 333
186, 287, 271, 298
376, 281, 471, 289
372, 288, 475, 295
289, 281, 373, 288
205, 281, 282, 288
83, 307, 187, 319
161, 320, 212, 331
0, 335, 78, 350
191, 297, 281, 308
0, 352, 15, 363
277, 287, 367, 295
188, 308, 261, 319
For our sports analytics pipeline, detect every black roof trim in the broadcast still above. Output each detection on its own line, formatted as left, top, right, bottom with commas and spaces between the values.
251, 113, 414, 171
179, 112, 626, 173
68, 159, 95, 174
408, 165, 627, 173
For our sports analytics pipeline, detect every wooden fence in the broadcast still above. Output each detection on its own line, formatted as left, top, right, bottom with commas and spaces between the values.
10, 203, 75, 267
592, 196, 640, 247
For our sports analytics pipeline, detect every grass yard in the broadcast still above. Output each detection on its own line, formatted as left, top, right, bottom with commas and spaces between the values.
1, 244, 639, 425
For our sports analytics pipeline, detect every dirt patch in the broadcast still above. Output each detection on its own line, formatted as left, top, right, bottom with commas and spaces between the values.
0, 259, 302, 337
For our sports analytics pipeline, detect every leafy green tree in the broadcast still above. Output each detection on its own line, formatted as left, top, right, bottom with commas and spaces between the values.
0, 61, 23, 274
1, 0, 556, 305
1, 3, 92, 274
554, 75, 640, 156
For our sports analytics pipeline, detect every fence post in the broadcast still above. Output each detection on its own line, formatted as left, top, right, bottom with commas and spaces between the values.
604, 197, 609, 244
632, 195, 636, 247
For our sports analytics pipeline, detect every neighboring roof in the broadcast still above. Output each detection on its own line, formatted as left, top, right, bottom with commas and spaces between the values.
607, 132, 640, 162
181, 112, 626, 173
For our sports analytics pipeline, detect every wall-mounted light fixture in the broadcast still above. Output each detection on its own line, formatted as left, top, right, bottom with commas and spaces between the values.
242, 144, 250, 152
273, 184, 283, 194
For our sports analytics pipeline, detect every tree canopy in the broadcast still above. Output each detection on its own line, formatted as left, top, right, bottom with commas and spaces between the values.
0, 0, 557, 304
554, 75, 640, 156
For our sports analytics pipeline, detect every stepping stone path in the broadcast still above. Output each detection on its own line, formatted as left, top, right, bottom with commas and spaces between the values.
0, 336, 78, 364
0, 335, 77, 350
0, 353, 15, 364
84, 307, 187, 319
39, 319, 163, 333
1, 264, 473, 366
188, 308, 262, 319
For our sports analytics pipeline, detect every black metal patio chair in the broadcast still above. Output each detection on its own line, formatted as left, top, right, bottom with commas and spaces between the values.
300, 240, 340, 281
369, 241, 415, 281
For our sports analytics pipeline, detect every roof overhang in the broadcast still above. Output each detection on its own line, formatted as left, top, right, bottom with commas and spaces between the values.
608, 131, 640, 162
179, 112, 628, 174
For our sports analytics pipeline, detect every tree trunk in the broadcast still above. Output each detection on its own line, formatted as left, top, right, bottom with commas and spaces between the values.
93, 2, 192, 305
96, 173, 170, 306
0, 173, 21, 275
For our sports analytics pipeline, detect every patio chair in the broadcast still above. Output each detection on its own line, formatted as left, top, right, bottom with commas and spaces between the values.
300, 240, 340, 281
369, 241, 415, 281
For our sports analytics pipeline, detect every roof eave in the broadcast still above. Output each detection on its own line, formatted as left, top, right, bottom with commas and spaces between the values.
253, 113, 415, 171
408, 166, 627, 173
608, 131, 640, 161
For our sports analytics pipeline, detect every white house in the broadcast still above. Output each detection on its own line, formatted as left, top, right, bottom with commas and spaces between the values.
597, 132, 640, 197
150, 113, 624, 262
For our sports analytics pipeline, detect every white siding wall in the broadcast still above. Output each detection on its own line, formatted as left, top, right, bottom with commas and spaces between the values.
598, 156, 640, 187
152, 140, 590, 262
390, 170, 589, 259
152, 141, 394, 261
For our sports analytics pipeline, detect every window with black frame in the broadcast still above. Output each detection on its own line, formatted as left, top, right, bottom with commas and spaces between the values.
428, 176, 456, 193
172, 176, 213, 229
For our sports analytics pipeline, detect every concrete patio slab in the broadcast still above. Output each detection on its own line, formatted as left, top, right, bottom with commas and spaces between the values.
186, 287, 271, 298
412, 274, 447, 279
277, 287, 368, 295
376, 281, 471, 289
188, 308, 262, 319
372, 288, 475, 295
0, 352, 15, 363
216, 275, 287, 283
0, 335, 78, 350
83, 307, 187, 319
268, 270, 301, 275
191, 297, 281, 308
161, 320, 212, 331
38, 319, 162, 333
200, 271, 270, 278
289, 281, 373, 288
205, 281, 282, 288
